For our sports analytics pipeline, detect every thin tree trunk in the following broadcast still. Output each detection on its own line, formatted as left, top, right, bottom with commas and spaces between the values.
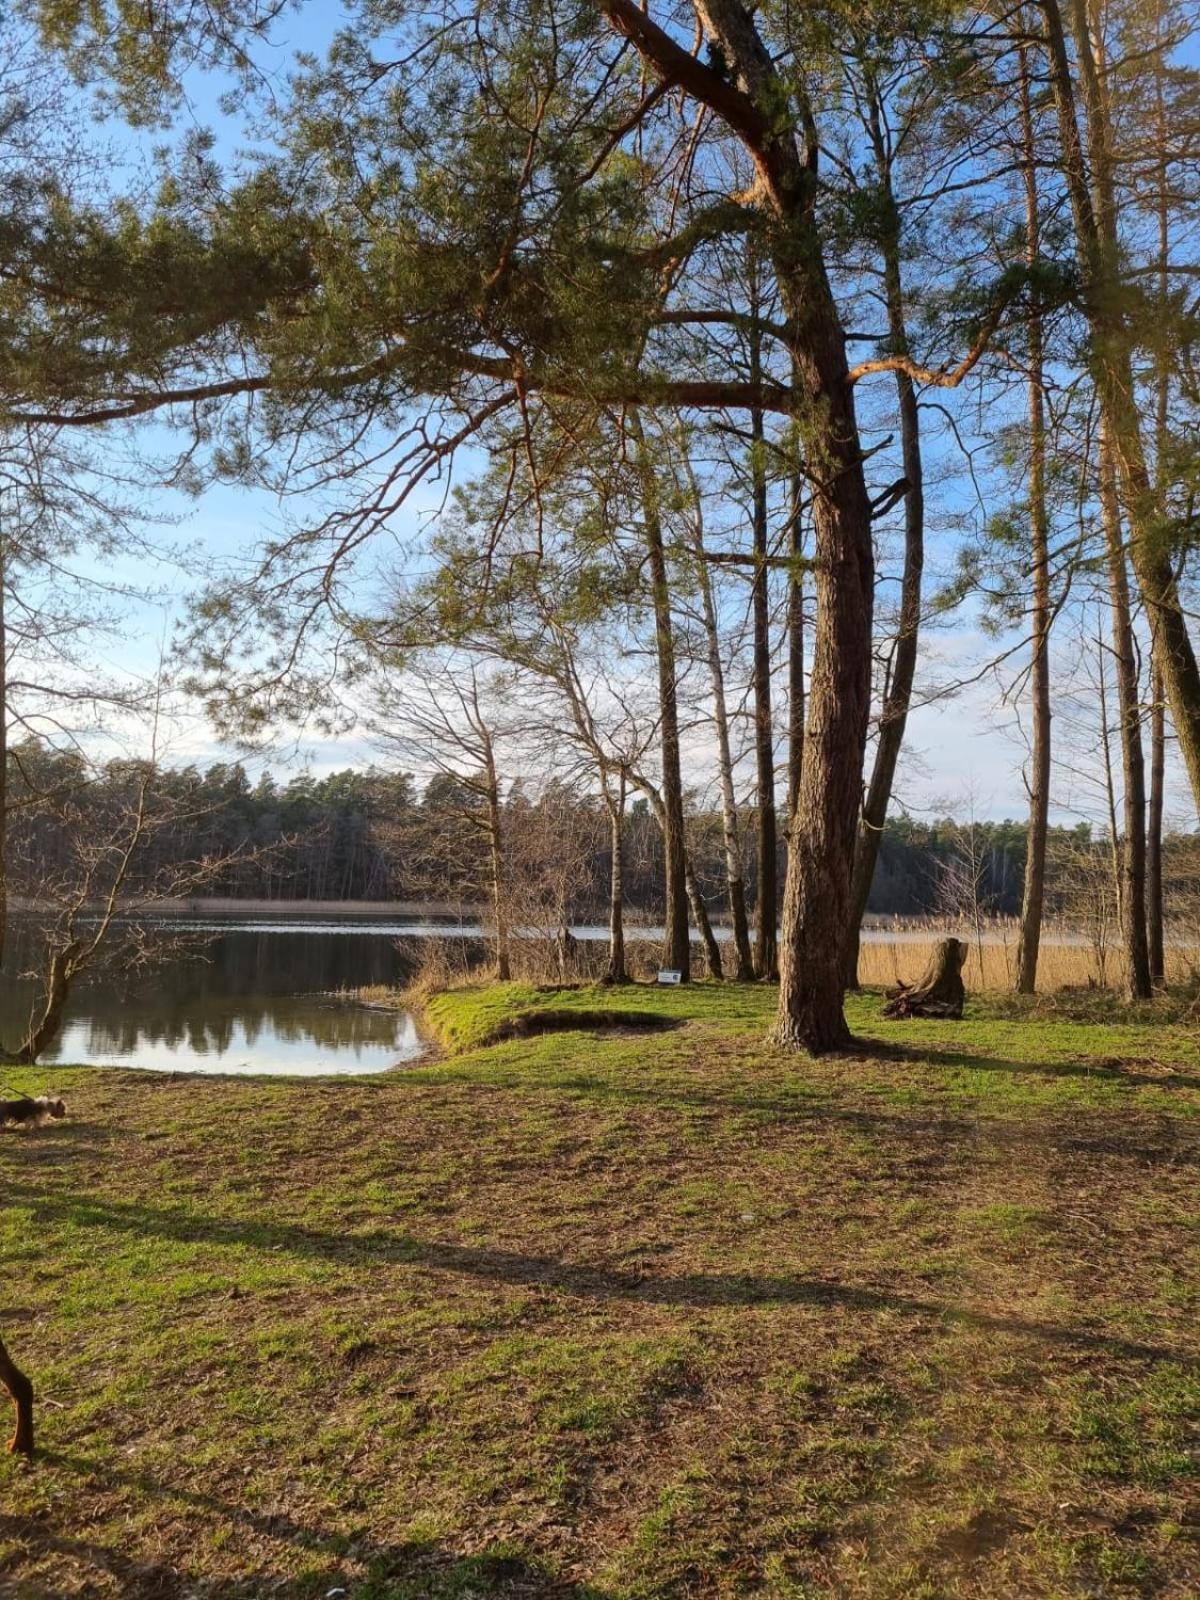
632, 413, 691, 979
19, 939, 82, 1064
1097, 631, 1124, 926
1043, 0, 1200, 815
685, 482, 754, 978
844, 95, 925, 989
482, 742, 511, 982
685, 856, 723, 978
1015, 35, 1053, 995
0, 530, 7, 977
604, 773, 628, 984
748, 280, 778, 980
1148, 665, 1166, 980
0, 1335, 33, 1457
786, 466, 805, 823
1100, 429, 1152, 998
1147, 13, 1169, 982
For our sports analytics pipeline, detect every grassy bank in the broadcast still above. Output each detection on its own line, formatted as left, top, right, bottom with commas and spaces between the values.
0, 983, 1197, 1597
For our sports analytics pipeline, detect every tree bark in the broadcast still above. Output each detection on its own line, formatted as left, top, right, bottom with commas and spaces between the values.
0, 1335, 33, 1457
748, 276, 778, 981
19, 939, 82, 1064
1015, 35, 1053, 995
845, 93, 924, 990
606, 0, 875, 1050
0, 532, 8, 976
882, 937, 967, 1019
604, 774, 628, 984
632, 413, 691, 979
685, 855, 723, 978
786, 465, 805, 824
1146, 20, 1169, 983
481, 739, 511, 982
1099, 428, 1152, 998
1147, 665, 1166, 982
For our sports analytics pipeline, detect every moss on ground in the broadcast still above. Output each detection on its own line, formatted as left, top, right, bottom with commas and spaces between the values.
0, 981, 1196, 1597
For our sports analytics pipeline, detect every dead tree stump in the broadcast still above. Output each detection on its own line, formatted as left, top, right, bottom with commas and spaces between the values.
0, 1334, 33, 1457
882, 937, 968, 1020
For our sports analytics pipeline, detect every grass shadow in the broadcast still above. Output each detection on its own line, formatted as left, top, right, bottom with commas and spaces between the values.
859, 1034, 1200, 1093
8, 1184, 1193, 1369
0, 1501, 611, 1598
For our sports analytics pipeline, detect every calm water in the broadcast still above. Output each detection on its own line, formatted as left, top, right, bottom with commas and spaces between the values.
5, 921, 425, 1077
6, 913, 1095, 1077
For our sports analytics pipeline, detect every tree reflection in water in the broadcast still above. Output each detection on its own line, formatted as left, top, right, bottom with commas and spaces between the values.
2, 921, 424, 1075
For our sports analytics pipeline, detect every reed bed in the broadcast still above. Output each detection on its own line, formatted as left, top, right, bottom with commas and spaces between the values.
858, 928, 1200, 992
379, 925, 1200, 998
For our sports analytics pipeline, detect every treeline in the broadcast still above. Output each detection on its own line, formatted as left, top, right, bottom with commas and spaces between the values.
13, 748, 1191, 923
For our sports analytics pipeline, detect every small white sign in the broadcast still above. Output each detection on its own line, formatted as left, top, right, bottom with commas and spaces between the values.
657, 969, 682, 985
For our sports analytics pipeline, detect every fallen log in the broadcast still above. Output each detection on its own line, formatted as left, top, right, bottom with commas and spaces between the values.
882, 937, 968, 1020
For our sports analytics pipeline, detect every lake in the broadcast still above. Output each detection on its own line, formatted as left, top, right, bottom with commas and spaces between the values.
4, 920, 427, 1077
3, 913, 1107, 1077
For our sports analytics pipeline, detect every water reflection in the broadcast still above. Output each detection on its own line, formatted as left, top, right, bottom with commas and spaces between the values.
2, 921, 422, 1076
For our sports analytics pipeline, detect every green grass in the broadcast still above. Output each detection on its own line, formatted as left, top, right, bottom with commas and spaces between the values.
0, 980, 1197, 1597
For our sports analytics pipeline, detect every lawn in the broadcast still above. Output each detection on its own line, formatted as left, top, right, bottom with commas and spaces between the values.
0, 982, 1197, 1598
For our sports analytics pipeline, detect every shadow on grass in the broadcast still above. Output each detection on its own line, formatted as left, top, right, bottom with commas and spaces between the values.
8, 1184, 1194, 1369
0, 1502, 609, 1598
862, 1035, 1200, 1093
404, 1065, 1200, 1166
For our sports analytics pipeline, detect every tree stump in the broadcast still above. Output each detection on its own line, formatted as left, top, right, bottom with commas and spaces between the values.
0, 1334, 33, 1457
882, 937, 968, 1020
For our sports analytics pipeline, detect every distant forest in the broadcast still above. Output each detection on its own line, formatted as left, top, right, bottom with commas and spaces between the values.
15, 752, 1194, 922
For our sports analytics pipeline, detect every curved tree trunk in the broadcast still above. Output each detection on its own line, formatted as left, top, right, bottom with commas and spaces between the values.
686, 856, 723, 978
844, 96, 924, 990
20, 939, 82, 1064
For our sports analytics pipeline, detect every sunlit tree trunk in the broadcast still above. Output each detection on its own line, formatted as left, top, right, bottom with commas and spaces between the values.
1015, 35, 1053, 995
747, 281, 778, 981
1043, 0, 1200, 816
608, 0, 875, 1050
481, 741, 511, 982
632, 413, 691, 979
1146, 8, 1170, 981
845, 89, 924, 989
604, 773, 628, 984
786, 466, 805, 824
1099, 429, 1152, 998
1147, 670, 1165, 981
